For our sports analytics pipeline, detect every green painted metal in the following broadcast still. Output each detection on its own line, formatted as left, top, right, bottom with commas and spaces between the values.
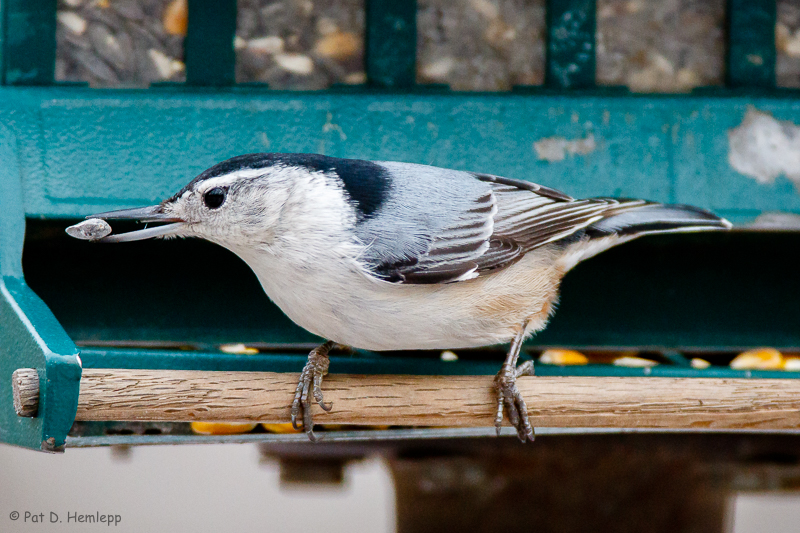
61, 429, 588, 448
77, 347, 800, 380
0, 0, 57, 85
0, 125, 81, 452
546, 0, 596, 89
185, 0, 237, 86
365, 0, 417, 88
726, 0, 776, 89
661, 351, 692, 368
2, 87, 799, 223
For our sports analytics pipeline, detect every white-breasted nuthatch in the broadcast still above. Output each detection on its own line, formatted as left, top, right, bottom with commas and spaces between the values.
68, 154, 731, 441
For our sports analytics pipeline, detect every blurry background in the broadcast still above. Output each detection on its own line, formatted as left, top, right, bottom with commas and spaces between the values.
53, 0, 800, 90
2, 442, 800, 532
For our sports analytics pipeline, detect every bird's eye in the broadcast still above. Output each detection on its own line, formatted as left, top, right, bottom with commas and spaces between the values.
203, 187, 226, 209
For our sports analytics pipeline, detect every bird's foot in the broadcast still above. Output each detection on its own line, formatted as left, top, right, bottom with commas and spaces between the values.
291, 341, 335, 441
493, 360, 535, 442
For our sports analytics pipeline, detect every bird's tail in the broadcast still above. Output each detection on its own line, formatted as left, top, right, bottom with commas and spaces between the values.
586, 200, 732, 237
558, 200, 731, 271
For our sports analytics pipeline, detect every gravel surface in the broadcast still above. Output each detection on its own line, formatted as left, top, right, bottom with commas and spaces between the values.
56, 0, 186, 87
54, 0, 798, 91
417, 0, 546, 91
235, 0, 364, 88
596, 0, 725, 92
416, 0, 727, 92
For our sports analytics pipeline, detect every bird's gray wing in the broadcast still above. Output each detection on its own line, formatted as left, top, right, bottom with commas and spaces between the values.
357, 164, 622, 284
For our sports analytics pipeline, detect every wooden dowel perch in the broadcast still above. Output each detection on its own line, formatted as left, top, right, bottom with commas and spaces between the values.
12, 368, 39, 417
11, 368, 800, 429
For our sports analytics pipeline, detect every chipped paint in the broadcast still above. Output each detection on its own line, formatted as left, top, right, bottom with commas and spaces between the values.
322, 112, 347, 141
533, 133, 596, 162
427, 122, 439, 139
728, 107, 800, 191
747, 212, 800, 230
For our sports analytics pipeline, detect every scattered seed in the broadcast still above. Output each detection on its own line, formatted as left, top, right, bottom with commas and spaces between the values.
57, 0, 186, 86
440, 350, 458, 362
613, 356, 658, 367
343, 71, 366, 84
190, 422, 258, 435
421, 57, 455, 80
74, 47, 119, 83
730, 348, 784, 370
784, 358, 800, 371
58, 11, 88, 35
163, 0, 188, 36
316, 16, 339, 36
274, 53, 314, 75
219, 343, 259, 355
148, 48, 184, 79
539, 349, 588, 365
111, 0, 145, 21
314, 31, 361, 61
248, 36, 285, 55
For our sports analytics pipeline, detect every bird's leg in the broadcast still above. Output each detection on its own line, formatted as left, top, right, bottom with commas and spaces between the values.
291, 340, 336, 441
493, 324, 535, 442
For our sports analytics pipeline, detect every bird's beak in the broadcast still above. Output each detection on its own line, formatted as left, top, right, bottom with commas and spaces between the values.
80, 204, 185, 243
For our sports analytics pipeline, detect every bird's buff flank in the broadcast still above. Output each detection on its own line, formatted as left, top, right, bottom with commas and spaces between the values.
67, 153, 731, 442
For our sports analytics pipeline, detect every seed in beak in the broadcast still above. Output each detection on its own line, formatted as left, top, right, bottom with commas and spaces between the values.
66, 218, 113, 241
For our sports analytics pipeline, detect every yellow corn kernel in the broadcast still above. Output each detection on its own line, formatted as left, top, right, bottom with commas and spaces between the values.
163, 0, 188, 37
190, 422, 257, 435
690, 358, 711, 369
730, 348, 783, 370
314, 31, 361, 61
261, 423, 302, 434
539, 349, 588, 365
613, 356, 658, 367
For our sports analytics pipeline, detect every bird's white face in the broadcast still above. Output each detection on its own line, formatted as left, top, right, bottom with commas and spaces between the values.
163, 168, 292, 250
84, 161, 359, 267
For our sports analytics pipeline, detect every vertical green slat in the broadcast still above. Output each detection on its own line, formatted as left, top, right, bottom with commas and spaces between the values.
0, 0, 4, 83
726, 0, 776, 88
1, 0, 56, 85
365, 0, 416, 88
185, 0, 237, 86
545, 0, 596, 89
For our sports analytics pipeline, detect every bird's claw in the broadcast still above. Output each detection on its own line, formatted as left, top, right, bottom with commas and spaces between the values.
291, 342, 333, 441
493, 360, 535, 442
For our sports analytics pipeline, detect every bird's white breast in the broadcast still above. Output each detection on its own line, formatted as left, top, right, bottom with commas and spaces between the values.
236, 243, 565, 351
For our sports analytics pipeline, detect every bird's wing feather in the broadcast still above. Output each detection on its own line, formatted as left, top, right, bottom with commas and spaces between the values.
360, 165, 621, 284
